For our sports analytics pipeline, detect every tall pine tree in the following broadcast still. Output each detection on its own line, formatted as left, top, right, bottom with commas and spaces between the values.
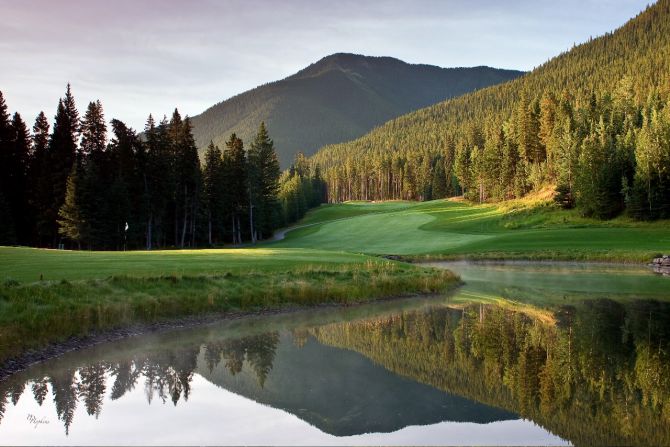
0, 91, 16, 244
223, 133, 247, 245
48, 85, 79, 246
248, 122, 281, 241
29, 111, 52, 246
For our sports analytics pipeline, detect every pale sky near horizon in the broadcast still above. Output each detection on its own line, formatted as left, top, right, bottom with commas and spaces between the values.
0, 0, 652, 131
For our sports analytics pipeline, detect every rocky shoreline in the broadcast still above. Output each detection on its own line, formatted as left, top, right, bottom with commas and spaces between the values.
651, 255, 670, 275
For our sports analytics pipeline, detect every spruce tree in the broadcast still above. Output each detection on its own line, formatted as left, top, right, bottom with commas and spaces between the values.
223, 133, 246, 244
79, 101, 107, 248
431, 159, 448, 199
145, 115, 174, 248
57, 163, 86, 248
172, 116, 201, 248
49, 85, 79, 246
29, 111, 51, 246
80, 101, 106, 157
0, 91, 16, 244
8, 113, 31, 244
202, 141, 225, 245
248, 122, 281, 241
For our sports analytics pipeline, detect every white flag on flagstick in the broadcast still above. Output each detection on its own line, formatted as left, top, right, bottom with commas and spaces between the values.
125, 222, 129, 232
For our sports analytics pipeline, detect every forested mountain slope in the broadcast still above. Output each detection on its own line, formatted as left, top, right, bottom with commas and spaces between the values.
190, 53, 523, 167
311, 2, 670, 220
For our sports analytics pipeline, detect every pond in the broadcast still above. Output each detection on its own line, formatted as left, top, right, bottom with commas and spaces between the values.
0, 262, 668, 446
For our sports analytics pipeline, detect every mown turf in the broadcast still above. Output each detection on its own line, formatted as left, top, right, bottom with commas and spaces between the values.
295, 201, 414, 226
0, 247, 370, 284
274, 200, 670, 261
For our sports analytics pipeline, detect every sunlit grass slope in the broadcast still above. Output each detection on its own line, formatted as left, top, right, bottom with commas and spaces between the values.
275, 200, 670, 262
0, 247, 373, 284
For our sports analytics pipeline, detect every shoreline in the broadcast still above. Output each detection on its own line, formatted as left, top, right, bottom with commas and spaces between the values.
392, 252, 659, 265
0, 291, 449, 382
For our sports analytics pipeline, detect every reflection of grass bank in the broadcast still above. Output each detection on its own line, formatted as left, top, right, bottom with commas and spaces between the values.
0, 262, 458, 364
406, 249, 661, 264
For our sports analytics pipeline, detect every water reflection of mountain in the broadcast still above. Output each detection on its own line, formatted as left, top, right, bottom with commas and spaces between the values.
1, 297, 669, 446
0, 326, 516, 437
312, 300, 670, 446
197, 332, 516, 436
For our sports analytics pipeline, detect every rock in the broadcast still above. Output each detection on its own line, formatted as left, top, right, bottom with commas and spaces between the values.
651, 255, 670, 267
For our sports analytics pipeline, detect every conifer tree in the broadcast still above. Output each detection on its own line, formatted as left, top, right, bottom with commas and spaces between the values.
0, 91, 16, 244
29, 111, 51, 245
80, 101, 106, 157
202, 141, 225, 245
171, 115, 201, 248
49, 85, 80, 246
0, 112, 32, 244
223, 133, 247, 244
79, 101, 108, 248
248, 122, 281, 241
58, 163, 86, 248
431, 159, 448, 199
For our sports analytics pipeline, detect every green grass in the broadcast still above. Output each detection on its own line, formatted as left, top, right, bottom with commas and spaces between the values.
0, 260, 459, 362
2, 197, 668, 364
296, 201, 414, 226
273, 199, 670, 262
0, 246, 370, 284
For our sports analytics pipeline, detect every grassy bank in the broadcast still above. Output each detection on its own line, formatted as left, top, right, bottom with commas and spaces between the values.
274, 199, 670, 262
0, 260, 458, 363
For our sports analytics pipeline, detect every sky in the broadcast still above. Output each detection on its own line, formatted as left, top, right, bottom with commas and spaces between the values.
0, 0, 651, 131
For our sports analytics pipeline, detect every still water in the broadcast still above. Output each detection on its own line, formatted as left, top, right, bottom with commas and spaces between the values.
1, 262, 668, 446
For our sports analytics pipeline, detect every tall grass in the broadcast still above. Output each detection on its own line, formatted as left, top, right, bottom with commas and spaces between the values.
0, 263, 458, 363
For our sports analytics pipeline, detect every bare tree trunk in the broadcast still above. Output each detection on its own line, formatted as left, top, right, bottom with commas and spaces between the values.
174, 204, 178, 247
180, 185, 188, 248
146, 213, 152, 250
233, 214, 237, 245
208, 210, 212, 246
249, 194, 256, 245
191, 201, 196, 247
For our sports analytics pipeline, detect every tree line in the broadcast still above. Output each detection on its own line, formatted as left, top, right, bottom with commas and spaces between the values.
310, 1, 670, 220
0, 86, 326, 249
313, 81, 670, 220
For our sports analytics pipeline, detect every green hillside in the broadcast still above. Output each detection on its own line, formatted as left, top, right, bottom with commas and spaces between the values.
311, 2, 670, 219
190, 53, 523, 167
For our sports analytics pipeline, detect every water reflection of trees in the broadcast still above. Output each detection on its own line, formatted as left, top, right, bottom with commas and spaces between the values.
0, 332, 279, 434
2, 299, 669, 444
313, 299, 670, 446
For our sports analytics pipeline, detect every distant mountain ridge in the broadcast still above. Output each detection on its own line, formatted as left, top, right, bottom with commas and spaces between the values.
190, 53, 523, 167
308, 1, 670, 210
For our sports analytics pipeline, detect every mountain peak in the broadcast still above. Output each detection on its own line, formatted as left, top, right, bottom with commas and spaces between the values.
292, 53, 422, 79
190, 55, 523, 168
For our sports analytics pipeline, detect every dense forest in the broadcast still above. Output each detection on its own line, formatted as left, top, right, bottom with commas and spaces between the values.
311, 2, 670, 220
190, 53, 523, 167
0, 86, 325, 249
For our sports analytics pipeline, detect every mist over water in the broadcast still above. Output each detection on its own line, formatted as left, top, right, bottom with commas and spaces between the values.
1, 262, 668, 446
